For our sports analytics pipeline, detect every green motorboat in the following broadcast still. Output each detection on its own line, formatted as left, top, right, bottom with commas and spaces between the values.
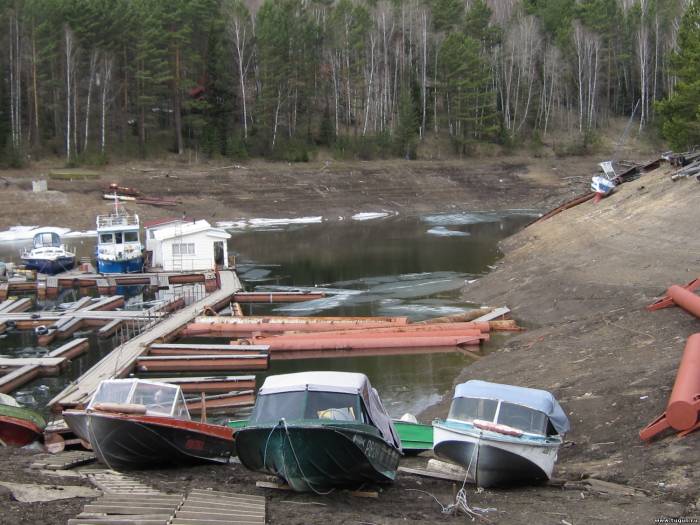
391, 418, 433, 454
235, 371, 402, 493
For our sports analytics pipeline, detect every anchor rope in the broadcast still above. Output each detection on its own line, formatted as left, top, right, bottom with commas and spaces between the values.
280, 418, 334, 496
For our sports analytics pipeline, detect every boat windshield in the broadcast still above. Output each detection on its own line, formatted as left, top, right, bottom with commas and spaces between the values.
448, 397, 549, 435
496, 402, 548, 435
33, 232, 61, 248
88, 380, 190, 419
448, 397, 498, 423
250, 391, 366, 425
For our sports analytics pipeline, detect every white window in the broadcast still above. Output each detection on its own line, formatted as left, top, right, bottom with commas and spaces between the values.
172, 243, 195, 256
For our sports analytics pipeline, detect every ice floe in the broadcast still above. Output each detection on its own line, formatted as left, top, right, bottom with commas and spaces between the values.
216, 216, 323, 230
0, 226, 95, 243
426, 226, 470, 237
351, 212, 392, 221
422, 209, 539, 226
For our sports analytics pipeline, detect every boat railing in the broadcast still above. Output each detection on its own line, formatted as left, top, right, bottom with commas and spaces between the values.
97, 214, 139, 228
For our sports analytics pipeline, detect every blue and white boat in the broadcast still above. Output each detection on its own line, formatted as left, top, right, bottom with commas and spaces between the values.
433, 380, 569, 487
20, 232, 75, 275
95, 197, 144, 274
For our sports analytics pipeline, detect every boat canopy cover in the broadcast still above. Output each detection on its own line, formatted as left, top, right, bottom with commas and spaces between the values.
259, 371, 401, 449
454, 380, 570, 434
88, 379, 190, 420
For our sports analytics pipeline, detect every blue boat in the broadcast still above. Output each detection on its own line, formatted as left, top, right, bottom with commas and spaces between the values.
96, 197, 144, 274
21, 232, 75, 275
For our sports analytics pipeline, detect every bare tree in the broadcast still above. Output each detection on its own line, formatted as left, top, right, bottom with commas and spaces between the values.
226, 1, 253, 138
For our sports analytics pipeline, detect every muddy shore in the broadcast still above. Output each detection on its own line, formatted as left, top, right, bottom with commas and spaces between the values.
1, 155, 698, 524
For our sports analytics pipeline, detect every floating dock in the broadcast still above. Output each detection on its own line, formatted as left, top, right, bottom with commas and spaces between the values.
48, 270, 244, 411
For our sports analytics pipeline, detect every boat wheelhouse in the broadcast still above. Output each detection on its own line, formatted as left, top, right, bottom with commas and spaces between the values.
433, 380, 569, 487
20, 231, 75, 275
96, 197, 143, 273
62, 378, 236, 470
235, 371, 402, 492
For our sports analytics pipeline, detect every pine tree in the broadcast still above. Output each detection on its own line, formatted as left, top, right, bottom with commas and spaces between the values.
656, 0, 700, 149
395, 87, 418, 159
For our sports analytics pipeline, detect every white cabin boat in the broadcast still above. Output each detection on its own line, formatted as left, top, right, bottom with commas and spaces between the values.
20, 232, 75, 275
433, 380, 569, 487
96, 197, 143, 274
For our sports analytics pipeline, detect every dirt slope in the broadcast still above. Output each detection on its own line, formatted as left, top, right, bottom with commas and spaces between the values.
419, 162, 700, 520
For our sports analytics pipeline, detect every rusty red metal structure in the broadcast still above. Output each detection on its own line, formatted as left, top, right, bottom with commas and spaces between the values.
646, 278, 700, 311
640, 333, 700, 441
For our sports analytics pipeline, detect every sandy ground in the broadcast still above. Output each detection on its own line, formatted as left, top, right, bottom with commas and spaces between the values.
2, 154, 698, 524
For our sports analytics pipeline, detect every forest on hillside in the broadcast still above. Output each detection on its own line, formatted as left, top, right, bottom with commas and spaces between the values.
1, 0, 698, 166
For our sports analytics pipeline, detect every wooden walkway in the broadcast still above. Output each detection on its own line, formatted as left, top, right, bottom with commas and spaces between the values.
49, 271, 242, 410
72, 476, 266, 525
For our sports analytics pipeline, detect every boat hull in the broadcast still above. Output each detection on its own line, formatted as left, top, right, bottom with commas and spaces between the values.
0, 415, 44, 446
97, 256, 143, 274
0, 403, 45, 446
433, 422, 561, 487
66, 411, 235, 470
236, 422, 401, 492
392, 420, 433, 455
21, 256, 75, 275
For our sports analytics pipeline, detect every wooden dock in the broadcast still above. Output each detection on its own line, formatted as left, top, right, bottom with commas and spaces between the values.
0, 339, 89, 394
0, 270, 220, 300
49, 271, 243, 411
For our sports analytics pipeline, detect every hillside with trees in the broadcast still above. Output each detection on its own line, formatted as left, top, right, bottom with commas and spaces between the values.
0, 0, 695, 166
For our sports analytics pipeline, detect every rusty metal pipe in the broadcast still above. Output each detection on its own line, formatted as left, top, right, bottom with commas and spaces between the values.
667, 285, 700, 319
283, 322, 491, 336
181, 321, 408, 336
250, 328, 487, 341
250, 335, 482, 351
640, 333, 700, 441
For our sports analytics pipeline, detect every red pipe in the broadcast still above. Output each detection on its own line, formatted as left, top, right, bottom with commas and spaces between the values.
640, 333, 700, 441
284, 321, 491, 336
248, 329, 488, 341
180, 321, 406, 336
667, 285, 700, 319
249, 335, 481, 351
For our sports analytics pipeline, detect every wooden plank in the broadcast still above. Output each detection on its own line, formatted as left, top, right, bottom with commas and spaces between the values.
397, 466, 466, 482
2, 297, 33, 313
82, 506, 177, 514
472, 307, 511, 322
187, 490, 265, 504
98, 318, 123, 338
49, 271, 242, 409
147, 375, 256, 394
64, 297, 95, 312
0, 365, 41, 394
82, 296, 125, 312
186, 391, 255, 413
0, 357, 65, 367
48, 338, 90, 360
176, 511, 264, 522
136, 354, 268, 373
170, 517, 265, 525
68, 516, 170, 525
187, 489, 267, 505
149, 343, 268, 352
181, 501, 265, 511
255, 481, 291, 491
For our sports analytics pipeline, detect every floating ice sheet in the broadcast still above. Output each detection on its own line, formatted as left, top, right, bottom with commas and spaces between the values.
351, 212, 391, 221
422, 209, 539, 226
427, 226, 470, 237
216, 217, 323, 230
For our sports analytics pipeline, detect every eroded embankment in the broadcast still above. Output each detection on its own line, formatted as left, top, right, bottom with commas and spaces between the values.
423, 163, 700, 511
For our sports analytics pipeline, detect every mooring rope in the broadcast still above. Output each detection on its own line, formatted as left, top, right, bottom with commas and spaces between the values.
280, 418, 334, 496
